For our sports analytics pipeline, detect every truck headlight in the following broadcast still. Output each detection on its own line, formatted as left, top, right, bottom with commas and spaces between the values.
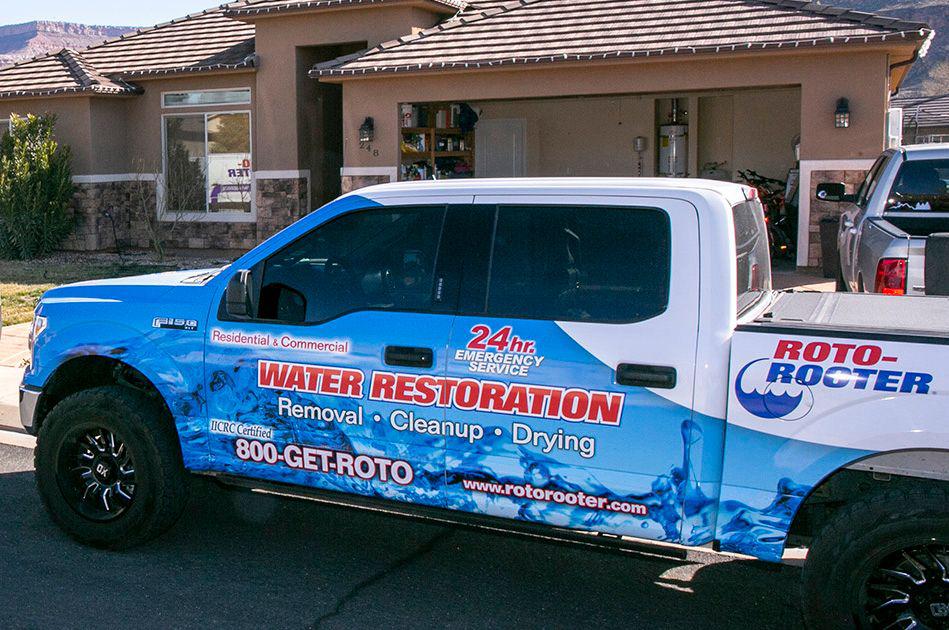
28, 314, 47, 353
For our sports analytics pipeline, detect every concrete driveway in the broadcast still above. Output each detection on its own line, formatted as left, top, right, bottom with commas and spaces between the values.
0, 323, 28, 433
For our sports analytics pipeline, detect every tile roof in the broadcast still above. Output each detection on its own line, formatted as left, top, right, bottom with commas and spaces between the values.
313, 0, 933, 77
0, 49, 142, 99
224, 0, 467, 18
893, 93, 949, 129
0, 6, 255, 99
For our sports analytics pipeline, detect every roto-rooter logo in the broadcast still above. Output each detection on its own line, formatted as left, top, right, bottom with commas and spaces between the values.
735, 339, 934, 421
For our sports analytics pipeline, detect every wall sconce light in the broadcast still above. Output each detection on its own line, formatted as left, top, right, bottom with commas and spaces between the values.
834, 98, 851, 129
359, 117, 375, 144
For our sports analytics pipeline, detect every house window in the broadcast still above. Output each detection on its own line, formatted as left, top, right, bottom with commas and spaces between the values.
0, 119, 10, 135
163, 112, 253, 217
162, 89, 251, 108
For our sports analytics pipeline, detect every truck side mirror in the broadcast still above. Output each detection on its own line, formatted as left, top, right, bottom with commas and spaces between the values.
816, 182, 855, 203
225, 269, 253, 319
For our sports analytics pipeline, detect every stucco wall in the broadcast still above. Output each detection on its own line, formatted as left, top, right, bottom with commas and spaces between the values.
1, 96, 94, 173
337, 48, 897, 171
251, 6, 448, 173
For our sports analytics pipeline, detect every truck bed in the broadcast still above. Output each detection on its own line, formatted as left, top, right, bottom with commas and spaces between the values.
740, 291, 949, 342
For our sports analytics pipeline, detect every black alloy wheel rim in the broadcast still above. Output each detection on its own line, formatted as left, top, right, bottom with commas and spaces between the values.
863, 543, 949, 629
57, 427, 137, 522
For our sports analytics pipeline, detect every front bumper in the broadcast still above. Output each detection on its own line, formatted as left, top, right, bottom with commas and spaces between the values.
19, 386, 41, 435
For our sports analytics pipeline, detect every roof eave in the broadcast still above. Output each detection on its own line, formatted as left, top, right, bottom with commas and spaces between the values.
0, 85, 143, 101
312, 29, 933, 80
113, 61, 258, 81
225, 0, 464, 20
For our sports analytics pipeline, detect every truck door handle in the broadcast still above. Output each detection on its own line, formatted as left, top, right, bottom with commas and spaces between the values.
385, 346, 434, 369
617, 364, 677, 389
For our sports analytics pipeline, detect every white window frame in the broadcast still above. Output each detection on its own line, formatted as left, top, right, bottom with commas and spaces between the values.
160, 109, 255, 223
161, 87, 252, 109
0, 118, 11, 133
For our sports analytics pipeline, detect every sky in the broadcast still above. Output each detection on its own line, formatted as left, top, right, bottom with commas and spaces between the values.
3, 1, 219, 27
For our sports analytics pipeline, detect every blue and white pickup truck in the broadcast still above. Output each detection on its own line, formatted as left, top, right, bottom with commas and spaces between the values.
20, 179, 949, 629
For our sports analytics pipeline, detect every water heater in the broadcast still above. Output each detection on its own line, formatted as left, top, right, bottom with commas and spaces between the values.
659, 124, 688, 177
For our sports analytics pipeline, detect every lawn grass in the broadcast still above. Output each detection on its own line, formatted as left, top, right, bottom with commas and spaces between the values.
0, 259, 170, 326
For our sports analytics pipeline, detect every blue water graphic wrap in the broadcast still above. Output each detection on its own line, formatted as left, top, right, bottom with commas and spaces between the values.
23, 192, 895, 565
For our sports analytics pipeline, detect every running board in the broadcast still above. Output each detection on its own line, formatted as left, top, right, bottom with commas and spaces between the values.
203, 472, 693, 561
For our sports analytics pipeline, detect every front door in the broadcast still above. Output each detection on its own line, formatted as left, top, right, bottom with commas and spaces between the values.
440, 197, 705, 544
204, 204, 455, 507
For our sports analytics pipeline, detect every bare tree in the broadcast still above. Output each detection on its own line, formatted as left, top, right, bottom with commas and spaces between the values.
129, 148, 206, 262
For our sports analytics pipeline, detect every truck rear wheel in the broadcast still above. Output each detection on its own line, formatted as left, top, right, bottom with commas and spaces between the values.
35, 386, 189, 549
836, 266, 848, 292
802, 485, 949, 629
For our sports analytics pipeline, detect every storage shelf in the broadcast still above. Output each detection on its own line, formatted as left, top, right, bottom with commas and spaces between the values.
399, 103, 476, 181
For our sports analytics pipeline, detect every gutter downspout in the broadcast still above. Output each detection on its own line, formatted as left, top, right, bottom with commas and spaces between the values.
889, 50, 919, 97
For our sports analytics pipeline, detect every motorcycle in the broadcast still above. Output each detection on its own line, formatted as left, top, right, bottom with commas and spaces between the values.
738, 169, 796, 261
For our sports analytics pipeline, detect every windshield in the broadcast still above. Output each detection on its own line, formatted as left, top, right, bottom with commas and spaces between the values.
885, 158, 949, 213
733, 199, 772, 314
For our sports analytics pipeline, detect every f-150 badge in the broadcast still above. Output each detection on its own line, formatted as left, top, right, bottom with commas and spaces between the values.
152, 317, 199, 332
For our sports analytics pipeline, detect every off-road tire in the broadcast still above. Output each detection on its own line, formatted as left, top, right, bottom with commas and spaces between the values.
802, 484, 949, 629
35, 386, 190, 549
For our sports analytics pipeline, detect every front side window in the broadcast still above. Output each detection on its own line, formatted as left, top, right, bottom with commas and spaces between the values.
733, 200, 772, 314
164, 112, 252, 216
885, 159, 949, 213
485, 206, 671, 323
258, 207, 446, 323
855, 154, 889, 209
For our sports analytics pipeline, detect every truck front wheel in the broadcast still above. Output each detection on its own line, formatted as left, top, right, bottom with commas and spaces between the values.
35, 386, 189, 549
802, 485, 949, 629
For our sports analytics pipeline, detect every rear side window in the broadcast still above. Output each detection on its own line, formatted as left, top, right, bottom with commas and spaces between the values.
485, 206, 671, 323
733, 200, 772, 314
886, 158, 949, 213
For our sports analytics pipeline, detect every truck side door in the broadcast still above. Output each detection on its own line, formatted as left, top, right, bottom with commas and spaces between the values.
203, 204, 457, 507
441, 197, 705, 544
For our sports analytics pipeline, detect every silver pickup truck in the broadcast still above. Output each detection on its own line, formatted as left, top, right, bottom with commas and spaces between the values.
818, 143, 949, 296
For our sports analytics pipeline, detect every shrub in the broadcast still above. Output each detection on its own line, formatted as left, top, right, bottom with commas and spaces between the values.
0, 114, 75, 259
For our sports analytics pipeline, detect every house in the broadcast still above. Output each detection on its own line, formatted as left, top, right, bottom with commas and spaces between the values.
892, 93, 949, 144
0, 0, 933, 267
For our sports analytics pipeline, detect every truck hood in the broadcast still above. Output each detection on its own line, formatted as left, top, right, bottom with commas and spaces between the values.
41, 268, 226, 301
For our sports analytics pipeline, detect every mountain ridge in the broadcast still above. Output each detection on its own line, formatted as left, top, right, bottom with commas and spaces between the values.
0, 21, 137, 68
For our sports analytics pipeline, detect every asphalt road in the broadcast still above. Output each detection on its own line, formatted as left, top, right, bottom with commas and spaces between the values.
0, 444, 805, 629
